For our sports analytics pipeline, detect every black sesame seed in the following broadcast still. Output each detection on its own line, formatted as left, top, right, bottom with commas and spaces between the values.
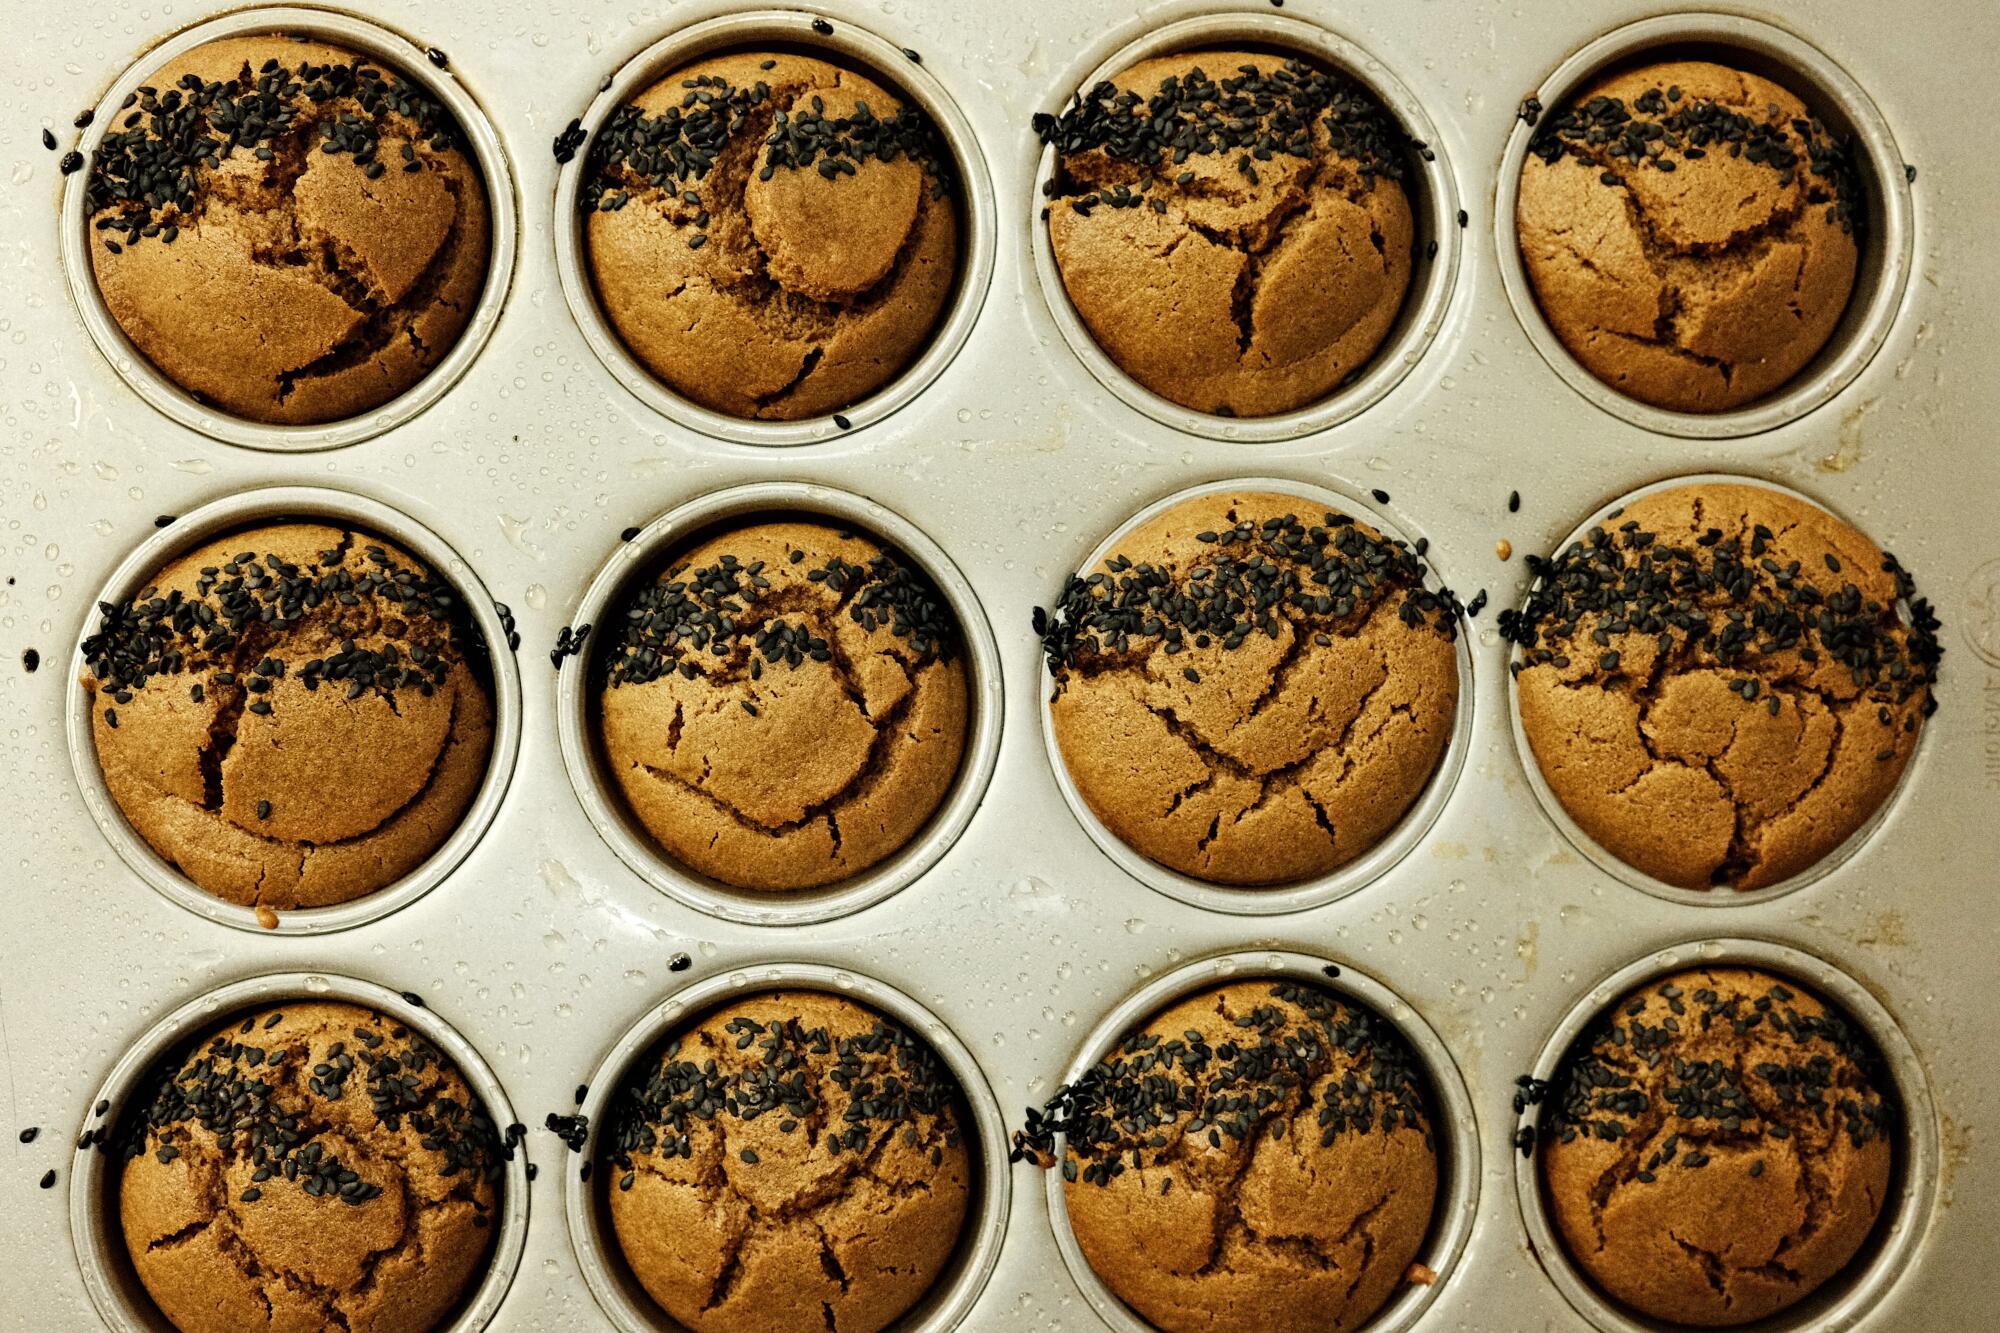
38, 1170, 56, 1189
41, 128, 57, 151
426, 47, 449, 69
20, 649, 37, 673
17, 1128, 37, 1144
1371, 489, 1390, 504
833, 414, 852, 430
811, 18, 834, 34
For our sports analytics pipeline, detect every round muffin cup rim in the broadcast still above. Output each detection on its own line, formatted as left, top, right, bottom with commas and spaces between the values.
554, 480, 1004, 926
1511, 936, 1939, 1333
551, 8, 996, 447
1491, 11, 1914, 441
57, 4, 520, 453
1038, 474, 1475, 915
1041, 948, 1479, 1333
67, 969, 531, 1333
1027, 8, 1463, 444
64, 484, 524, 935
560, 960, 1012, 1333
1504, 470, 1934, 906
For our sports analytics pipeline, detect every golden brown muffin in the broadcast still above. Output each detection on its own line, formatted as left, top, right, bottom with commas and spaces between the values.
1039, 491, 1460, 885
1015, 980, 1437, 1332
1507, 482, 1939, 890
85, 35, 491, 424
1533, 968, 1893, 1325
1037, 51, 1414, 417
581, 51, 959, 420
117, 1001, 505, 1333
603, 991, 971, 1333
1517, 60, 1860, 412
597, 520, 967, 891
82, 522, 495, 912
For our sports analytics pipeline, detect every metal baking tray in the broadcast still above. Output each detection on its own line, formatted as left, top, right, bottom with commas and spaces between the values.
3, 0, 1996, 1329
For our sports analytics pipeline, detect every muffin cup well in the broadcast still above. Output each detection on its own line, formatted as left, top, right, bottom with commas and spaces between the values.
1504, 472, 1932, 906
555, 482, 1002, 926
552, 9, 995, 446
1039, 476, 1474, 915
560, 962, 1010, 1332
58, 5, 518, 452
1043, 950, 1477, 1333
68, 971, 530, 1333
1512, 938, 1937, 1333
1027, 11, 1462, 443
1494, 13, 1913, 440
65, 486, 523, 935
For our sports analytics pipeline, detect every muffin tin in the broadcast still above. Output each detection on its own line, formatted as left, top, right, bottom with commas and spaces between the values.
3, 0, 1995, 1329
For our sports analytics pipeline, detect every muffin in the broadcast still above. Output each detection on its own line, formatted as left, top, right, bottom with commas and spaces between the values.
1039, 491, 1459, 885
1017, 980, 1437, 1332
116, 1001, 505, 1333
582, 52, 959, 420
1517, 60, 1861, 412
1504, 482, 1940, 890
597, 519, 967, 891
85, 35, 490, 424
81, 522, 495, 911
1535, 967, 1893, 1325
604, 991, 971, 1333
1036, 51, 1413, 417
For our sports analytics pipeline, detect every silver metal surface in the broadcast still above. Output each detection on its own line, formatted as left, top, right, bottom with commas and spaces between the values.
2, 0, 1997, 1329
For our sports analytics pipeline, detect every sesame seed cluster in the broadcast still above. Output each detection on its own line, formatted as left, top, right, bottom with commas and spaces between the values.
1528, 80, 1861, 232
86, 49, 457, 251
605, 543, 957, 689
1039, 506, 1459, 675
114, 1002, 504, 1333
1524, 968, 1893, 1325
581, 66, 951, 219
597, 991, 971, 1333
1035, 55, 1406, 198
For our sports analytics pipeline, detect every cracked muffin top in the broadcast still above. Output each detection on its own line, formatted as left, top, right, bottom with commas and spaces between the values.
117, 1001, 505, 1333
82, 522, 495, 916
85, 34, 491, 425
1517, 60, 1861, 413
596, 519, 967, 891
1039, 491, 1460, 886
1014, 979, 1437, 1332
1528, 967, 1893, 1326
1036, 50, 1414, 417
1504, 482, 1939, 891
581, 51, 959, 421
603, 990, 971, 1333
